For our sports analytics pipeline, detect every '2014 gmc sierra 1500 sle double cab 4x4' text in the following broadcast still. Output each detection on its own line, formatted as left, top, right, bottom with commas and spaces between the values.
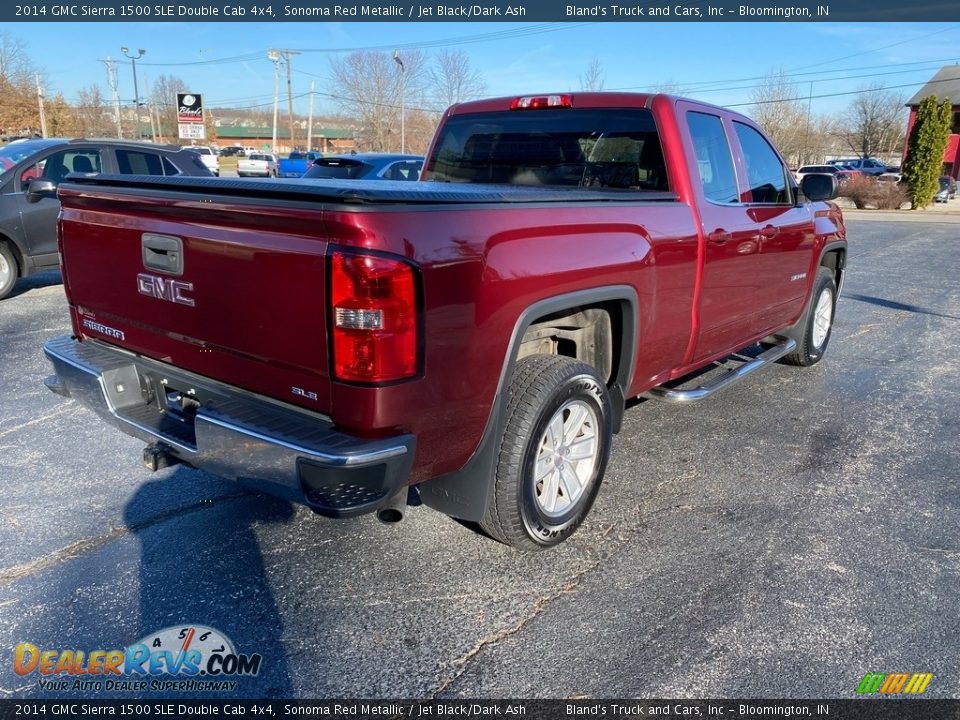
43, 93, 846, 550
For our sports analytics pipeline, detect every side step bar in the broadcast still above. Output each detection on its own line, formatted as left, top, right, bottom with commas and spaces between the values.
644, 338, 796, 404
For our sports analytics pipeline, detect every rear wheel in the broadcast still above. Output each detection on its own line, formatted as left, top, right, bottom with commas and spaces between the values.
481, 355, 612, 550
0, 243, 18, 301
784, 268, 837, 367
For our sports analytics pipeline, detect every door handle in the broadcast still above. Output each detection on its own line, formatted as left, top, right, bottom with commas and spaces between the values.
708, 230, 732, 245
142, 233, 184, 275
759, 225, 779, 240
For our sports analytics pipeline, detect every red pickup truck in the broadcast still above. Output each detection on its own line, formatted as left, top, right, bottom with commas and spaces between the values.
44, 93, 846, 550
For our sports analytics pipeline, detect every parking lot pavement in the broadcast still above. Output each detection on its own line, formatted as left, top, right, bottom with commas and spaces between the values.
1, 217, 958, 699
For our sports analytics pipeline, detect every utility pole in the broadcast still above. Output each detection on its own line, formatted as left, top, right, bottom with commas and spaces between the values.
102, 57, 122, 138
121, 47, 146, 140
307, 81, 315, 151
36, 75, 48, 138
272, 49, 301, 151
149, 101, 158, 142
268, 49, 281, 152
393, 51, 405, 154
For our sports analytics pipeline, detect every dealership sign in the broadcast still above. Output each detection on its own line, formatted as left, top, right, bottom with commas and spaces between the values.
177, 93, 205, 139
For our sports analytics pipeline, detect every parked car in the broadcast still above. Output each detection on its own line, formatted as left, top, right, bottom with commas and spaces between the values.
219, 146, 243, 157
237, 153, 278, 177
876, 172, 902, 183
794, 164, 859, 185
302, 153, 424, 181
936, 176, 957, 202
277, 151, 322, 178
828, 157, 888, 176
0, 138, 212, 300
185, 145, 220, 176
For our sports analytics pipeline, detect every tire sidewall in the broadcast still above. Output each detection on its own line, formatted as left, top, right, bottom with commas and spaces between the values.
805, 272, 837, 364
0, 244, 17, 300
517, 369, 612, 546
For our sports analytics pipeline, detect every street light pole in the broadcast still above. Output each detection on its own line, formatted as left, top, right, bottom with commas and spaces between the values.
268, 49, 281, 153
121, 47, 146, 140
393, 50, 405, 154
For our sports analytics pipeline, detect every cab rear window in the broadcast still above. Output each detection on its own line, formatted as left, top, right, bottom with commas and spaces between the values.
425, 108, 668, 191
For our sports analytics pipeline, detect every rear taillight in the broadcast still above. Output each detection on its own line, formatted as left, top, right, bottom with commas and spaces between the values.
330, 250, 419, 383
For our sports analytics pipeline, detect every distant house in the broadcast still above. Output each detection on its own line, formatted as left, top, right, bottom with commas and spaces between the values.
904, 65, 960, 180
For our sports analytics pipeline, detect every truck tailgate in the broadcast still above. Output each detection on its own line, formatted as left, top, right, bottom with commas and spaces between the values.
57, 180, 332, 413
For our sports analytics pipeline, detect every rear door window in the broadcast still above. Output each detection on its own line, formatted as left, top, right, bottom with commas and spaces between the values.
383, 161, 422, 181
116, 150, 170, 176
686, 111, 739, 204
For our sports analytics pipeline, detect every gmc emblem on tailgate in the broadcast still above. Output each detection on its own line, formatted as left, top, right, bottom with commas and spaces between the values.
137, 272, 196, 307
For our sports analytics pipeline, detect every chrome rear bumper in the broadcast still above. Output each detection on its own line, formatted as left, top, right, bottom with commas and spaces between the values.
43, 336, 414, 517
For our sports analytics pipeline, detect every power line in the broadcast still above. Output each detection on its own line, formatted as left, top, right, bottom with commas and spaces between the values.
789, 24, 959, 73
130, 24, 586, 68
727, 75, 958, 108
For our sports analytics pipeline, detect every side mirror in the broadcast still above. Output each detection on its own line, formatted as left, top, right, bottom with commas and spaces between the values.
26, 179, 57, 203
800, 173, 838, 202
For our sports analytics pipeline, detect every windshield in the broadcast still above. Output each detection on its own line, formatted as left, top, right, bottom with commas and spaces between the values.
0, 139, 64, 172
425, 108, 667, 190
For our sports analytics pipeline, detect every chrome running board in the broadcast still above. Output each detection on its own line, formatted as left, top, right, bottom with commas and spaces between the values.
644, 337, 796, 404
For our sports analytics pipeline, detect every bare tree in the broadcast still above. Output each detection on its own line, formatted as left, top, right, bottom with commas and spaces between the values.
835, 83, 907, 158
404, 108, 441, 155
652, 80, 683, 94
328, 50, 426, 152
149, 74, 189, 142
428, 48, 486, 111
0, 32, 43, 137
749, 69, 814, 167
74, 85, 115, 138
579, 56, 605, 92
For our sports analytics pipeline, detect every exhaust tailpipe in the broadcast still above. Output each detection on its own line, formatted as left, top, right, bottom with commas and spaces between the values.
376, 489, 408, 524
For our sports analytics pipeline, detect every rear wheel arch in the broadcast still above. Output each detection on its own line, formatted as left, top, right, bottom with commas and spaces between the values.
819, 244, 846, 293
418, 286, 638, 524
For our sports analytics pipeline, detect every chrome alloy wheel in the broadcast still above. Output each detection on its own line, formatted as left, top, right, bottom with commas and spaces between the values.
533, 399, 600, 518
812, 287, 834, 350
0, 253, 10, 291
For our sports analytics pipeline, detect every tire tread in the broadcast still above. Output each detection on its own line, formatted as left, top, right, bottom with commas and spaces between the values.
481, 354, 606, 550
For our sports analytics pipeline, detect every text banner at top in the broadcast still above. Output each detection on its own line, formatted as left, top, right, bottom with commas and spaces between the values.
5, 0, 960, 22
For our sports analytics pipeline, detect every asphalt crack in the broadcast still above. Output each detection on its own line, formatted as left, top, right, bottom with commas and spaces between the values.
0, 405, 72, 440
427, 503, 666, 698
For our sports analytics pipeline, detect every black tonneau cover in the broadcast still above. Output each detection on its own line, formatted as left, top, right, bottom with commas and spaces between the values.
62, 174, 678, 205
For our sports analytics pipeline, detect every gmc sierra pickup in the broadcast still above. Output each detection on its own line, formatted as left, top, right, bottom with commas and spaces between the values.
43, 93, 846, 550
